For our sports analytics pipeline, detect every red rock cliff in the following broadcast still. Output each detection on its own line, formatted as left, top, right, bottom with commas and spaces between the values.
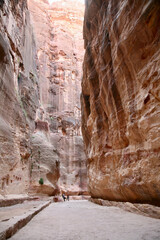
0, 0, 39, 195
82, 0, 160, 203
28, 0, 87, 196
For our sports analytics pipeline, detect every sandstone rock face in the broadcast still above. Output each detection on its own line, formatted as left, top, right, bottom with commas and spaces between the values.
28, 0, 87, 196
82, 0, 160, 203
0, 0, 39, 195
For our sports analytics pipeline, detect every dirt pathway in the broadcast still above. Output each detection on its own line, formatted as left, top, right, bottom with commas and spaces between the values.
11, 200, 160, 240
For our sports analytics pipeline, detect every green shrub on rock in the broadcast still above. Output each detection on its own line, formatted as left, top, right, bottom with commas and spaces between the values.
39, 178, 44, 185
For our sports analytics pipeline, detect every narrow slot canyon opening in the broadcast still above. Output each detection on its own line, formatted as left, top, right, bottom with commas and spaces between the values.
26, 0, 88, 200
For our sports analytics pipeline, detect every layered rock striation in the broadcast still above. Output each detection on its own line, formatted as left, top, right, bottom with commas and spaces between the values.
28, 0, 87, 196
82, 0, 160, 203
0, 0, 39, 195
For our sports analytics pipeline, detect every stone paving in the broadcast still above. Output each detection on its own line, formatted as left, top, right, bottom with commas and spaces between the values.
0, 200, 45, 222
0, 200, 51, 239
11, 200, 160, 240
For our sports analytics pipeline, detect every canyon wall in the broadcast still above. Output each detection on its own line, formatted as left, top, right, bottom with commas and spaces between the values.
82, 0, 160, 203
0, 0, 39, 195
28, 0, 87, 196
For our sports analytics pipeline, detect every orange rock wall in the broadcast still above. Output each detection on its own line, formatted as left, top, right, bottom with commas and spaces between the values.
82, 0, 160, 203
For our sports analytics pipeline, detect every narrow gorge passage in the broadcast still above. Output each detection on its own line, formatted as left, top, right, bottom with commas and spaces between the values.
0, 0, 88, 199
10, 201, 160, 240
0, 0, 160, 239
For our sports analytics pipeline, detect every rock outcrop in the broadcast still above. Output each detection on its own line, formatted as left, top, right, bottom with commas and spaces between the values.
0, 0, 39, 195
82, 0, 160, 203
28, 0, 87, 196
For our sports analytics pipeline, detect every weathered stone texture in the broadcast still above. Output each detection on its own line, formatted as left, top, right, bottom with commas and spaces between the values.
28, 0, 87, 196
0, 0, 39, 195
82, 0, 160, 203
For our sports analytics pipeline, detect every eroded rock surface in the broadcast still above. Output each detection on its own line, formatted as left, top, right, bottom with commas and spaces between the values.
82, 0, 160, 203
0, 0, 39, 195
28, 0, 87, 196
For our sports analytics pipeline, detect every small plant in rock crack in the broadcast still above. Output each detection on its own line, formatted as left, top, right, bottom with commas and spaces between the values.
39, 178, 44, 185
31, 163, 34, 170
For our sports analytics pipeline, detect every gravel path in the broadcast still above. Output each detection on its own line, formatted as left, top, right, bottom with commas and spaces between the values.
11, 200, 160, 240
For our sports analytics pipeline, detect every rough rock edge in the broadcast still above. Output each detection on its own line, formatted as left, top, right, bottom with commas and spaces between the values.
0, 197, 39, 208
0, 200, 51, 240
90, 198, 160, 219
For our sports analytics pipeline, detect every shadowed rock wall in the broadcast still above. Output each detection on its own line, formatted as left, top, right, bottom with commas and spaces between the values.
0, 0, 39, 195
28, 0, 88, 196
82, 0, 160, 203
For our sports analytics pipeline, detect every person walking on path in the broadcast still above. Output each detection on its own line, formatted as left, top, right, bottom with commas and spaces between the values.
62, 193, 66, 201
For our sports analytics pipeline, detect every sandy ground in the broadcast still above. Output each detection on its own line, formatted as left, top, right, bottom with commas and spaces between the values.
11, 200, 160, 240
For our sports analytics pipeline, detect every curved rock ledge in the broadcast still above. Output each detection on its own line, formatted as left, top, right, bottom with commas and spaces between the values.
90, 198, 160, 220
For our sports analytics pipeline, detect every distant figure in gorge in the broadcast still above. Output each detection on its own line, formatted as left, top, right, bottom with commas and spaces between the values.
67, 195, 69, 201
62, 193, 66, 201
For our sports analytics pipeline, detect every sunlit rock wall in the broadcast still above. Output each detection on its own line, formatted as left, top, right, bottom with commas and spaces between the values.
0, 0, 39, 195
82, 0, 160, 203
28, 0, 87, 196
